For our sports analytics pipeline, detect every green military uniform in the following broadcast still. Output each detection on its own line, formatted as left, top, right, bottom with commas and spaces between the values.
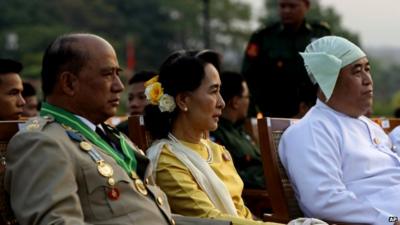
242, 20, 330, 117
210, 118, 265, 189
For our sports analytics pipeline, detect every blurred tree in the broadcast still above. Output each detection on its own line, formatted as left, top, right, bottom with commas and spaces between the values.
0, 0, 252, 114
371, 60, 400, 116
0, 0, 252, 76
160, 0, 252, 70
260, 0, 360, 45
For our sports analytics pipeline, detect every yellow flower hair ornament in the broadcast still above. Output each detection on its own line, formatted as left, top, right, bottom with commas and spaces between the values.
144, 76, 176, 112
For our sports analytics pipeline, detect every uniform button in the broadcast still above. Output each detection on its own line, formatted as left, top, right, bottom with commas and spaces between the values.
134, 179, 148, 195
156, 196, 164, 206
222, 152, 231, 161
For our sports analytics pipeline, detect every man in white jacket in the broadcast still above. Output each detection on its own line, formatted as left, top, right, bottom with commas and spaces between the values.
279, 36, 400, 225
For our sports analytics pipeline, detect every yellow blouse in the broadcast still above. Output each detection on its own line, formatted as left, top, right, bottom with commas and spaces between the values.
155, 138, 282, 225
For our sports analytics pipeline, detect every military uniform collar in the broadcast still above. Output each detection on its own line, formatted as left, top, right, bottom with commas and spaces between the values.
219, 117, 245, 129
279, 20, 311, 33
75, 114, 97, 131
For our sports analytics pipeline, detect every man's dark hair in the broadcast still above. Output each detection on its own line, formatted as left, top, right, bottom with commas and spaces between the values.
0, 58, 22, 74
128, 70, 157, 85
41, 34, 90, 97
0, 59, 23, 84
22, 82, 37, 98
219, 71, 245, 103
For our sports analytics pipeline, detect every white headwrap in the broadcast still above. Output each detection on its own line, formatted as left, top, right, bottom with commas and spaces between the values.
300, 36, 366, 101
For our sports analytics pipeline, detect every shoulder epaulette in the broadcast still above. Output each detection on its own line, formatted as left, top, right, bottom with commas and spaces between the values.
22, 115, 54, 132
311, 21, 331, 31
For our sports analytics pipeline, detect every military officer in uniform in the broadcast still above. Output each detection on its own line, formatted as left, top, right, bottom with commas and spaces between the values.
4, 33, 230, 225
210, 71, 264, 189
242, 0, 330, 118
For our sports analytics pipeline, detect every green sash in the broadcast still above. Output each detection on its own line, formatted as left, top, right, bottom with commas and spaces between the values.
40, 102, 137, 173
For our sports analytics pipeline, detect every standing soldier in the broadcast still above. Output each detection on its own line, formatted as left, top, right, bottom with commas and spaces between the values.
242, 0, 330, 118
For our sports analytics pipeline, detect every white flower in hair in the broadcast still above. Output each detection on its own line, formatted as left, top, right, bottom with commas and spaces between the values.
158, 94, 176, 112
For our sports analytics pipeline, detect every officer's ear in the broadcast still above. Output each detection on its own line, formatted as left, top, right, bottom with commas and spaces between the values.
59, 71, 79, 96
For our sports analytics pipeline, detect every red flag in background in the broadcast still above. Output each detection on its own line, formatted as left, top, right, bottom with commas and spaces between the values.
126, 38, 136, 71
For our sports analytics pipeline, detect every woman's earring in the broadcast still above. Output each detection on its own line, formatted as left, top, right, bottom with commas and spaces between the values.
183, 107, 188, 112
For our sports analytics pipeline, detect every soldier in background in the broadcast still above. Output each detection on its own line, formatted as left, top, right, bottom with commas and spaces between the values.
0, 58, 25, 120
116, 70, 157, 135
22, 82, 39, 117
242, 0, 330, 118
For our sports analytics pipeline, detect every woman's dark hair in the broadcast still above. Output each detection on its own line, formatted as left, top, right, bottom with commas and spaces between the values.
144, 49, 221, 140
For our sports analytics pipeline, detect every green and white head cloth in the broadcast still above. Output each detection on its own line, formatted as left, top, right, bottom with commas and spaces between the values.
300, 36, 366, 101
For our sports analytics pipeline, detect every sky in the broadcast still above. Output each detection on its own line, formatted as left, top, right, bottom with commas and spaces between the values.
241, 0, 400, 49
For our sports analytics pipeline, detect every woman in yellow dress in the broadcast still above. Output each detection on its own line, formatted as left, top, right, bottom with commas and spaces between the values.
144, 50, 282, 225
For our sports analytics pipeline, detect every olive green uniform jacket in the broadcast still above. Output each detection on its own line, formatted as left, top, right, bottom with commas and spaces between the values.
210, 118, 265, 189
242, 20, 330, 117
5, 116, 231, 225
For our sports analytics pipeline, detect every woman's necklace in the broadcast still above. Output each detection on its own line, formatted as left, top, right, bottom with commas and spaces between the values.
168, 133, 213, 163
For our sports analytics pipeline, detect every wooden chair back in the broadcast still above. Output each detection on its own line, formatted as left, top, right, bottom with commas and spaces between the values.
257, 117, 300, 223
371, 117, 400, 133
243, 117, 259, 146
127, 115, 151, 151
0, 120, 25, 225
241, 118, 272, 218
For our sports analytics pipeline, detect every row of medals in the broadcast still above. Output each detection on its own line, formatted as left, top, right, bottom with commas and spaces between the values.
79, 141, 148, 200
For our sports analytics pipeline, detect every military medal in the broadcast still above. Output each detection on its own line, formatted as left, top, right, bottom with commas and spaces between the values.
107, 177, 116, 186
97, 161, 114, 177
134, 179, 148, 195
26, 123, 40, 131
79, 141, 92, 151
107, 187, 120, 200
